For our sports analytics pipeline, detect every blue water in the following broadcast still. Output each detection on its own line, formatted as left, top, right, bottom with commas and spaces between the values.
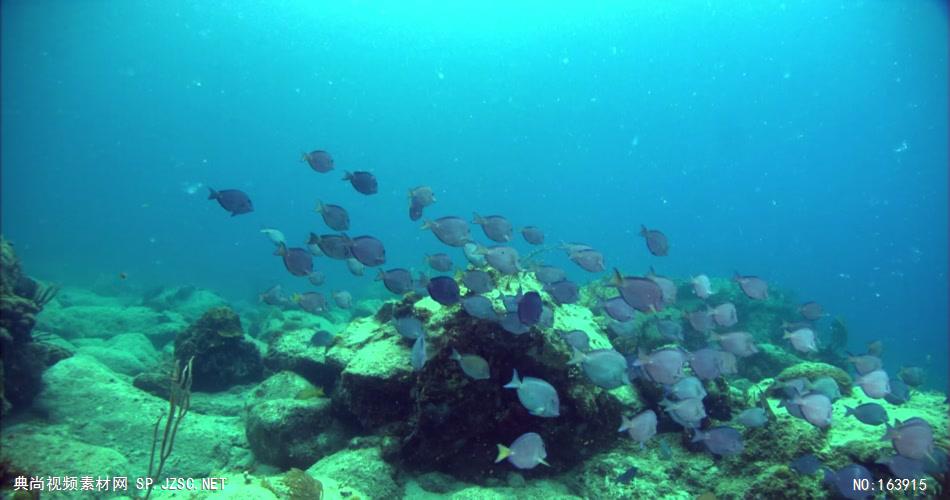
2, 1, 947, 388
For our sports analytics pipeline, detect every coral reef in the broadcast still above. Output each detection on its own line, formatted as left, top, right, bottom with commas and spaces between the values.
174, 306, 264, 391
0, 237, 70, 415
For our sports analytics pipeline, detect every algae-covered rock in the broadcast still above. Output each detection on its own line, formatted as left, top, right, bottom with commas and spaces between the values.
776, 361, 853, 394
74, 332, 158, 376
141, 284, 229, 322
263, 327, 340, 389
174, 306, 264, 392
245, 397, 345, 469
306, 446, 401, 499
334, 335, 414, 430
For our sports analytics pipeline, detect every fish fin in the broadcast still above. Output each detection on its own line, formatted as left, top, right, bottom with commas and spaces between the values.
207, 187, 217, 199
539, 458, 550, 467
611, 268, 624, 287
689, 430, 705, 443
494, 444, 511, 463
450, 348, 462, 361
618, 415, 633, 433
567, 347, 585, 366
639, 225, 648, 236
503, 369, 521, 389
341, 171, 351, 181
274, 243, 287, 256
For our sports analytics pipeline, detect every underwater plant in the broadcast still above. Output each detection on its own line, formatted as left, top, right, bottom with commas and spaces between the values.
143, 356, 193, 499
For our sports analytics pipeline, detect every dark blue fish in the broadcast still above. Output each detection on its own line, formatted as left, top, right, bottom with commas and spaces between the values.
343, 170, 378, 195
275, 243, 313, 277
349, 235, 386, 267
884, 379, 911, 405
208, 187, 253, 216
844, 403, 888, 425
545, 280, 579, 305
521, 226, 545, 245
616, 466, 638, 484
376, 268, 414, 294
461, 270, 494, 294
517, 292, 542, 326
315, 200, 350, 231
426, 253, 454, 272
427, 276, 460, 305
310, 330, 335, 347
790, 454, 824, 475
823, 464, 874, 500
639, 225, 669, 256
308, 233, 352, 260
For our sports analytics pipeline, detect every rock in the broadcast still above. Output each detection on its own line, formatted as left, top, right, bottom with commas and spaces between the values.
74, 332, 158, 376
37, 302, 185, 345
776, 361, 853, 394
245, 397, 345, 469
142, 285, 229, 322
263, 327, 340, 389
33, 355, 252, 478
1, 424, 131, 480
248, 370, 320, 404
174, 307, 263, 392
334, 335, 414, 430
307, 446, 401, 499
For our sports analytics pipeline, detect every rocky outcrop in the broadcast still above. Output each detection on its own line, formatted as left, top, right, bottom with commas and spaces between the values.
174, 306, 263, 392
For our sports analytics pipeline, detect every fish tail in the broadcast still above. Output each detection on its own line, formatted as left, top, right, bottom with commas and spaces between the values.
567, 347, 586, 366
494, 444, 511, 463
611, 268, 624, 287
844, 406, 854, 417
450, 348, 462, 361
618, 415, 633, 432
503, 369, 521, 389
314, 200, 323, 213
639, 224, 648, 236
341, 171, 351, 181
274, 242, 287, 256
207, 187, 218, 200
472, 212, 483, 224
539, 458, 550, 467
307, 232, 320, 245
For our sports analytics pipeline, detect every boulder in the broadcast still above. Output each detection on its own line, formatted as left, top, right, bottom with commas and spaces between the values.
306, 446, 401, 499
174, 307, 263, 392
245, 397, 345, 469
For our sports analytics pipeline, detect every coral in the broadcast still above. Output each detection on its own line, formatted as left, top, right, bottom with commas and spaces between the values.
282, 468, 323, 500
776, 361, 853, 394
174, 306, 263, 391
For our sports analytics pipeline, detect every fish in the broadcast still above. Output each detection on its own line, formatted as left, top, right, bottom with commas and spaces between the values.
618, 410, 657, 447
711, 302, 738, 327
603, 297, 637, 322
307, 272, 326, 287
655, 319, 684, 342
710, 331, 758, 357
450, 349, 490, 380
331, 290, 352, 309
308, 233, 352, 260
427, 276, 460, 305
569, 348, 630, 389
461, 270, 494, 294
612, 271, 664, 312
638, 348, 688, 385
646, 268, 677, 304
314, 200, 350, 231
376, 268, 415, 294
823, 464, 874, 500
847, 353, 883, 375
884, 379, 911, 405
479, 245, 520, 275
504, 369, 560, 417
425, 253, 454, 272
534, 265, 567, 285
688, 348, 725, 380
345, 257, 365, 276
545, 280, 579, 305
690, 274, 714, 299
461, 295, 497, 320
559, 330, 590, 352
473, 213, 513, 242
792, 393, 833, 428
499, 312, 530, 335
855, 369, 890, 399
302, 150, 333, 173
876, 454, 927, 480
521, 226, 545, 245
568, 248, 606, 273
733, 272, 768, 300
691, 426, 743, 456
310, 329, 335, 347
784, 328, 818, 353
844, 403, 888, 425
259, 285, 292, 307
422, 217, 471, 247
275, 243, 314, 277
260, 228, 285, 246
660, 397, 706, 429
666, 376, 707, 401
736, 408, 768, 427
349, 235, 386, 267
495, 432, 548, 470
687, 309, 716, 333
411, 332, 427, 371
462, 242, 487, 266
882, 418, 934, 460
409, 201, 425, 222
866, 340, 884, 357
789, 454, 824, 475
798, 301, 824, 321
208, 187, 253, 216
897, 366, 924, 387
394, 315, 424, 340
517, 291, 543, 326
808, 377, 841, 402
409, 185, 436, 207
342, 170, 378, 195
616, 466, 638, 484
294, 292, 326, 314
639, 225, 669, 256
